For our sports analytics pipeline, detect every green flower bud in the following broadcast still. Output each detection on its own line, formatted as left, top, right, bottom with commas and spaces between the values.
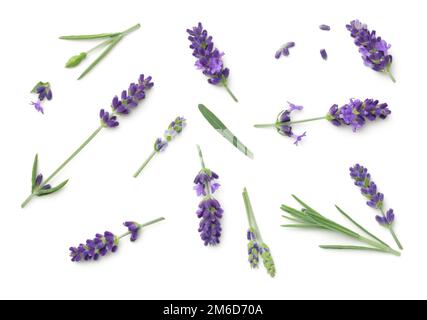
65, 52, 87, 68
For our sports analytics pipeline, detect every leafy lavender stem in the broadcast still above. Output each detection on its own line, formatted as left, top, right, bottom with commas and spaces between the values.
243, 188, 263, 242
254, 116, 327, 128
21, 126, 104, 208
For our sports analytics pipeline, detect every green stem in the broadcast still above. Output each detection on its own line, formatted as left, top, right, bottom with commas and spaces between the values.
197, 145, 206, 169
254, 116, 326, 128
87, 38, 113, 54
133, 150, 157, 178
118, 217, 165, 239
221, 78, 238, 103
242, 188, 263, 242
120, 23, 141, 36
387, 70, 396, 83
21, 194, 34, 208
358, 235, 401, 256
389, 226, 403, 250
20, 126, 103, 208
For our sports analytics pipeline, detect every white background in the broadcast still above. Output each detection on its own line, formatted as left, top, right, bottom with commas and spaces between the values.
0, 0, 426, 300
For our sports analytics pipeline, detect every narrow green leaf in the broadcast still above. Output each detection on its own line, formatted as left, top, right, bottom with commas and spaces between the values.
281, 215, 305, 224
59, 33, 120, 40
31, 154, 38, 193
78, 36, 123, 80
319, 245, 387, 253
335, 205, 391, 249
198, 104, 254, 159
37, 180, 69, 196
282, 224, 324, 229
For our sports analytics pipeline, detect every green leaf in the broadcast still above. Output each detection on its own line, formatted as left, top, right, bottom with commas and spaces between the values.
78, 35, 123, 80
282, 224, 324, 229
59, 33, 120, 40
31, 154, 38, 193
334, 205, 391, 249
319, 245, 387, 253
37, 180, 69, 196
198, 104, 254, 159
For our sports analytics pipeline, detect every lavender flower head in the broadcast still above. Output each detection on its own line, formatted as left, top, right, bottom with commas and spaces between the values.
133, 116, 186, 178
187, 23, 237, 102
70, 217, 164, 262
70, 231, 118, 262
327, 98, 391, 132
349, 164, 402, 250
100, 74, 153, 128
276, 102, 306, 145
30, 81, 52, 114
346, 20, 395, 82
194, 146, 223, 246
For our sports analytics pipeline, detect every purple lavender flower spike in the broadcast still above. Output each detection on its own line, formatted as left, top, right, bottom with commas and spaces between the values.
70, 218, 164, 262
197, 198, 223, 246
32, 82, 53, 101
320, 49, 328, 60
326, 98, 391, 131
194, 146, 223, 246
247, 228, 261, 268
70, 231, 119, 262
187, 23, 238, 102
349, 164, 403, 249
346, 20, 395, 82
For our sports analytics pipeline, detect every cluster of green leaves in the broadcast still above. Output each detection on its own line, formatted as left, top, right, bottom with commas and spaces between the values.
281, 195, 401, 256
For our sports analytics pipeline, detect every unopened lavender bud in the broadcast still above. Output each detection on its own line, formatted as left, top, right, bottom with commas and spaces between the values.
65, 52, 87, 68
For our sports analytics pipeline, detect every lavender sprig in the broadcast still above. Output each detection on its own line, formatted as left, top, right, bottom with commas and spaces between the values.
350, 164, 403, 250
194, 145, 223, 246
21, 74, 153, 208
243, 188, 276, 277
30, 81, 52, 114
70, 217, 165, 262
133, 117, 186, 178
187, 23, 238, 102
254, 99, 391, 144
61, 23, 141, 80
346, 20, 395, 82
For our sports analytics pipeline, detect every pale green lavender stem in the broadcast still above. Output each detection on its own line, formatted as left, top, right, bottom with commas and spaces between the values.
118, 217, 165, 239
197, 145, 213, 198
120, 23, 141, 36
21, 126, 104, 208
133, 150, 157, 178
87, 38, 113, 54
242, 188, 263, 242
254, 116, 326, 128
221, 78, 238, 103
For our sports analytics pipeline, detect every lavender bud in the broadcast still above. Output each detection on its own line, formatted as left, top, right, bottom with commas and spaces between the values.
65, 52, 87, 68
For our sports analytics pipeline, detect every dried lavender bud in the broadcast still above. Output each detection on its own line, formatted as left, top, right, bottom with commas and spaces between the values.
187, 23, 237, 102
275, 42, 295, 59
319, 24, 331, 31
327, 99, 391, 132
346, 19, 395, 82
349, 164, 403, 249
320, 49, 328, 60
